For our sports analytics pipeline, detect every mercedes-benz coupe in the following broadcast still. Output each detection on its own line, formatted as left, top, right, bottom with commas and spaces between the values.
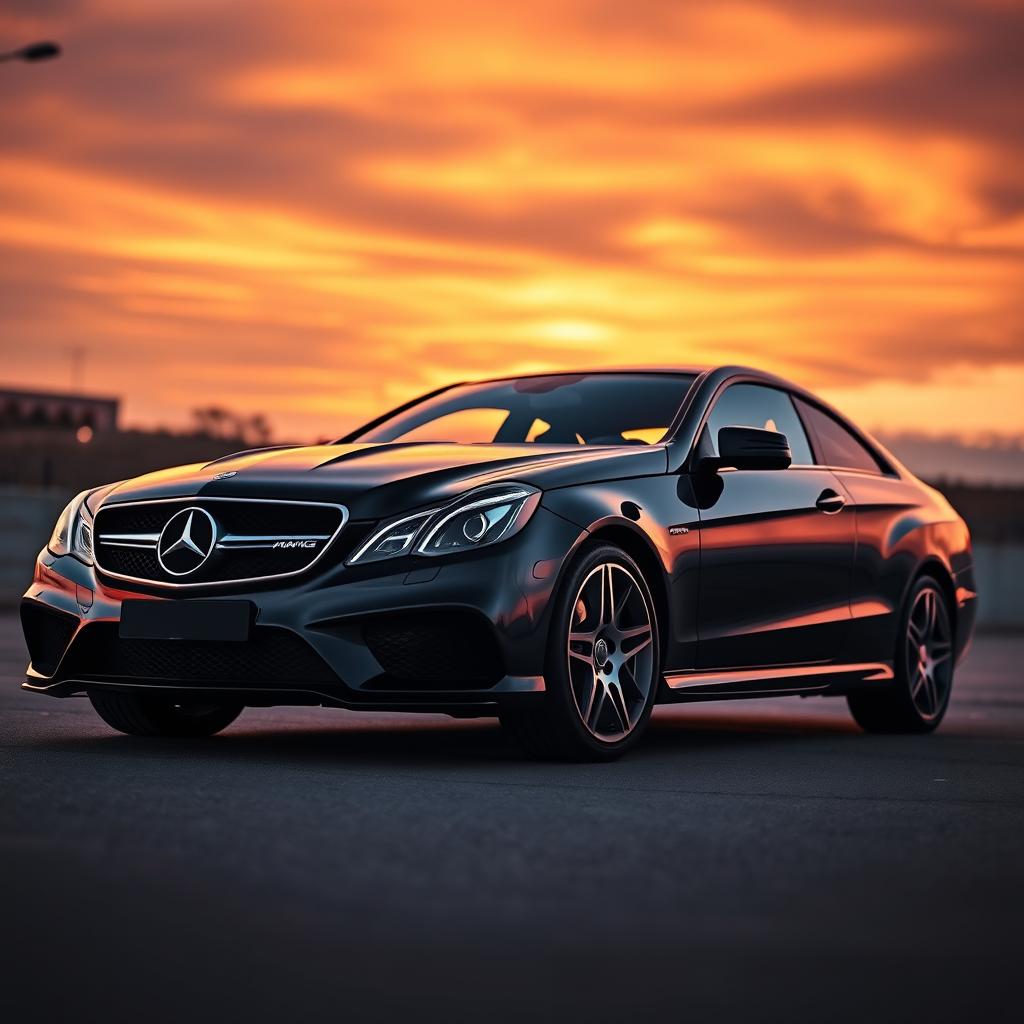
21, 367, 976, 759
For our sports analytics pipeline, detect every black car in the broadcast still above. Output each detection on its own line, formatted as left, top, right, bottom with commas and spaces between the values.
21, 367, 977, 760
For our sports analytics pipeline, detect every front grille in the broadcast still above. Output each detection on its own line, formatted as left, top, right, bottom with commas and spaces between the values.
21, 601, 79, 675
361, 609, 504, 690
62, 622, 339, 687
94, 497, 347, 587
103, 546, 162, 580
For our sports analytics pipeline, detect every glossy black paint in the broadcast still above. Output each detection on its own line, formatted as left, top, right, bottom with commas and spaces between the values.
692, 466, 857, 668
21, 366, 977, 717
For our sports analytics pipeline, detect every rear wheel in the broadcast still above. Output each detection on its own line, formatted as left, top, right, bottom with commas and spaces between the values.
501, 544, 660, 761
88, 691, 243, 737
847, 576, 954, 733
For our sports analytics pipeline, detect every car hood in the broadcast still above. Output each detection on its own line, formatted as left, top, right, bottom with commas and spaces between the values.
99, 442, 668, 519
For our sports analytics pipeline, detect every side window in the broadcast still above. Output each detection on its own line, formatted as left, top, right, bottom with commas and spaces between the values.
703, 384, 814, 465
794, 398, 886, 474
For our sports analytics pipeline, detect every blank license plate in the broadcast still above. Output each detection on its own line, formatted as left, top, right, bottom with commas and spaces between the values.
119, 600, 252, 642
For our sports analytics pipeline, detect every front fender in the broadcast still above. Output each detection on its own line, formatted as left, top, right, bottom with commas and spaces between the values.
541, 476, 701, 668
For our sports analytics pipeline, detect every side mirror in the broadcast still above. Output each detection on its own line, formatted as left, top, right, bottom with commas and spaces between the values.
702, 425, 792, 472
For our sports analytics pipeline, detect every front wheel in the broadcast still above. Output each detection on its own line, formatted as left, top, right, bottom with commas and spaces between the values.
847, 576, 955, 734
88, 691, 243, 737
501, 544, 660, 761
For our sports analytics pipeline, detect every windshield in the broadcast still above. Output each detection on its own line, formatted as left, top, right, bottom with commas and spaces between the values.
350, 373, 697, 446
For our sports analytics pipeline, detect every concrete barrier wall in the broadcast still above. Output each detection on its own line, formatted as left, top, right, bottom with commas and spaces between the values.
0, 487, 72, 603
1, 486, 1021, 628
970, 544, 1024, 630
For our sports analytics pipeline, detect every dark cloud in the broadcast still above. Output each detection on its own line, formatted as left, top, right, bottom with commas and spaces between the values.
699, 4, 1023, 146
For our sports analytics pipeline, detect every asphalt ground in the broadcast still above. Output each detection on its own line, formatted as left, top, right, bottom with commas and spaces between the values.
2, 613, 1022, 1023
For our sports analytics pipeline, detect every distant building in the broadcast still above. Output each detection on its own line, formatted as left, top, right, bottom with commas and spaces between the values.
0, 387, 119, 433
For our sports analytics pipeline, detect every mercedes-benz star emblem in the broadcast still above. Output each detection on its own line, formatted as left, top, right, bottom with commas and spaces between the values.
157, 507, 218, 576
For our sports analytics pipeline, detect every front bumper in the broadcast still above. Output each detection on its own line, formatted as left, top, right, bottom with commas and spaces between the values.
21, 507, 584, 713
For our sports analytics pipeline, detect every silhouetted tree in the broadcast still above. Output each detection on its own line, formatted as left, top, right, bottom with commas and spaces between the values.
191, 406, 274, 445
245, 413, 272, 446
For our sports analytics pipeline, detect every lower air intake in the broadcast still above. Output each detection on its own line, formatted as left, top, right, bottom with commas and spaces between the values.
361, 609, 504, 690
21, 601, 79, 676
61, 623, 339, 687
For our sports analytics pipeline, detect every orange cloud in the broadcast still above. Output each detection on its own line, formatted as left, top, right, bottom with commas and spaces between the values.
0, 0, 1021, 440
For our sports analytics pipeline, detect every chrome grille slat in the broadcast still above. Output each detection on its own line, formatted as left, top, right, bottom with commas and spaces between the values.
99, 533, 334, 550
216, 533, 332, 549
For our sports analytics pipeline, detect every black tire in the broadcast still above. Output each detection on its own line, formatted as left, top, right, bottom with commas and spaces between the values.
847, 576, 955, 734
500, 543, 661, 761
88, 691, 243, 737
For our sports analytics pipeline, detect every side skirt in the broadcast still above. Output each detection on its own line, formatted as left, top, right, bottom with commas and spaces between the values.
659, 661, 893, 703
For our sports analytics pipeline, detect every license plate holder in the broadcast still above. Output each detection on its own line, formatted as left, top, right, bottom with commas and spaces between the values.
119, 600, 253, 642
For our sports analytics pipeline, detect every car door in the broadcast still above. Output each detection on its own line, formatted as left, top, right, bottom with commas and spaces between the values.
792, 396, 919, 664
693, 383, 856, 669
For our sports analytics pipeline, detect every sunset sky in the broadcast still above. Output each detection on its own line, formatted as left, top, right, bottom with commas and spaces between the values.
1, 0, 1022, 443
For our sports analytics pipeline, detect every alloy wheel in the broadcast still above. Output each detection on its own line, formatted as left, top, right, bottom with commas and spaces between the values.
566, 562, 656, 742
906, 586, 953, 721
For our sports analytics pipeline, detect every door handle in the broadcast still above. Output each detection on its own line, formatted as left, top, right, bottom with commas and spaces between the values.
816, 489, 846, 514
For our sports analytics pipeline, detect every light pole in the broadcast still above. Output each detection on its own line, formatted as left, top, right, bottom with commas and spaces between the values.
0, 41, 61, 63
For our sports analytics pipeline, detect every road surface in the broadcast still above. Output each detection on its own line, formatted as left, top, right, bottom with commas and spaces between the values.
2, 613, 1022, 1023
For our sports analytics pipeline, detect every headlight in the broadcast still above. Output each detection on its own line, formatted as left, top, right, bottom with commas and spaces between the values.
347, 485, 540, 565
48, 490, 95, 565
347, 509, 437, 565
416, 486, 539, 556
